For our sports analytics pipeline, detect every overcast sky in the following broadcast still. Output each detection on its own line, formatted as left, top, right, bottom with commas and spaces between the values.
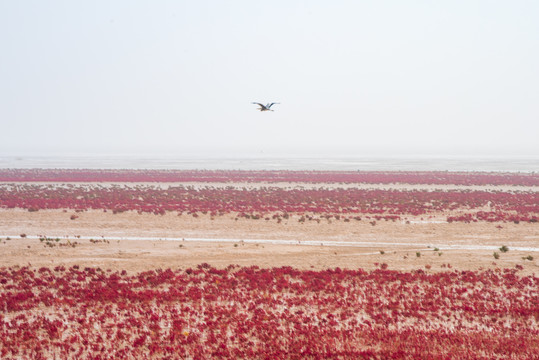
1, 1, 538, 157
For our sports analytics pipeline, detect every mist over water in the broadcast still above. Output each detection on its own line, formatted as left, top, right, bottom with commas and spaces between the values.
0, 155, 537, 172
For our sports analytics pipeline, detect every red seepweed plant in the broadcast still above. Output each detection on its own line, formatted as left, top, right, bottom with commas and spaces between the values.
1, 183, 537, 223
0, 265, 537, 359
1, 169, 538, 186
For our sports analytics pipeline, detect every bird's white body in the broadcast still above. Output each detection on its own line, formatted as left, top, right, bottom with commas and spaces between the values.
252, 102, 279, 111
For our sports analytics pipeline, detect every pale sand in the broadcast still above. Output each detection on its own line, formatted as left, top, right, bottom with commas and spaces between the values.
1, 208, 537, 275
4, 181, 539, 192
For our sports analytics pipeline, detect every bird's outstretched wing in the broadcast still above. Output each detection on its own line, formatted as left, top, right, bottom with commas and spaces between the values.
252, 102, 268, 111
268, 102, 280, 108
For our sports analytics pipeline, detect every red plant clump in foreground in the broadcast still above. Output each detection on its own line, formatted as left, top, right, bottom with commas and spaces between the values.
1, 184, 538, 223
1, 169, 538, 186
0, 265, 537, 359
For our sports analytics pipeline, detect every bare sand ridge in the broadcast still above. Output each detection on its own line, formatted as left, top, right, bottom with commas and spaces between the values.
4, 181, 539, 192
1, 204, 537, 275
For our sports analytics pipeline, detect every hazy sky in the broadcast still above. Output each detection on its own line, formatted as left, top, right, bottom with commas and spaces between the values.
1, 1, 538, 157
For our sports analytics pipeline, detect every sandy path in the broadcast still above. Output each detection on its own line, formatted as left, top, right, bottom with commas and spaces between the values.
1, 209, 537, 275
2, 209, 538, 246
4, 181, 539, 192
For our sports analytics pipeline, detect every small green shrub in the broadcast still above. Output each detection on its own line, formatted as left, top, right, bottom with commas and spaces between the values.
493, 252, 500, 260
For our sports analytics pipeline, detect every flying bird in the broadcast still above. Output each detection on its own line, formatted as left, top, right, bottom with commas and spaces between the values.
252, 102, 279, 111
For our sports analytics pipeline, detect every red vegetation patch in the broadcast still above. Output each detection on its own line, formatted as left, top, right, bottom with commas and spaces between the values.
1, 169, 538, 186
0, 266, 537, 359
1, 184, 538, 223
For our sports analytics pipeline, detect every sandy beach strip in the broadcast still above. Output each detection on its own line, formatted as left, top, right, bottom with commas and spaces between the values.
2, 181, 538, 192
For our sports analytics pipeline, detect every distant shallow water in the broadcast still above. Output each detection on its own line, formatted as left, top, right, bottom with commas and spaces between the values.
0, 155, 537, 172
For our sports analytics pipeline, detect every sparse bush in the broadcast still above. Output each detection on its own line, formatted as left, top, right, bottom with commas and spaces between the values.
499, 245, 509, 253
493, 252, 500, 259
416, 252, 421, 258
522, 255, 533, 261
